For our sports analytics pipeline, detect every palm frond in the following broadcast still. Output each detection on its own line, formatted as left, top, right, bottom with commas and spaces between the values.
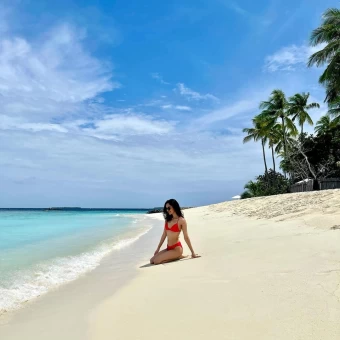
259, 101, 273, 110
304, 112, 314, 126
322, 8, 340, 26
315, 114, 333, 135
306, 103, 320, 109
328, 100, 340, 116
243, 135, 255, 143
319, 53, 340, 83
309, 8, 340, 46
308, 8, 340, 105
285, 117, 298, 136
308, 42, 339, 67
332, 115, 340, 125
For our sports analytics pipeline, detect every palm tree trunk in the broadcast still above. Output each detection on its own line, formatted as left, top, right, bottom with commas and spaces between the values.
271, 145, 276, 173
261, 139, 268, 174
281, 117, 287, 178
281, 117, 287, 158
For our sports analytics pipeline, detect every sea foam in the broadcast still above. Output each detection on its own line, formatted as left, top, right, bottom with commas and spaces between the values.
0, 225, 152, 314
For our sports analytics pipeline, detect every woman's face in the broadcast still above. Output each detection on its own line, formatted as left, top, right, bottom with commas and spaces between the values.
165, 204, 173, 215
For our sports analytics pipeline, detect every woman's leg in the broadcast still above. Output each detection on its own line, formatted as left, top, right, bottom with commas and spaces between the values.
150, 249, 167, 264
153, 247, 183, 265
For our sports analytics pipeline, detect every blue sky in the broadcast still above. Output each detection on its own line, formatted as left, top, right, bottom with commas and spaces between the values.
0, 0, 337, 208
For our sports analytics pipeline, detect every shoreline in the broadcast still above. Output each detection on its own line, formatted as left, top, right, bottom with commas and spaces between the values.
0, 213, 163, 339
0, 212, 157, 316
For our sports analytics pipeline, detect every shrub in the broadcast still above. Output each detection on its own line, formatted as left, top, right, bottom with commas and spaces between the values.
241, 170, 290, 198
240, 191, 253, 199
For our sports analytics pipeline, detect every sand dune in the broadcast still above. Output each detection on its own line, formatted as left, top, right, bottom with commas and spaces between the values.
211, 189, 340, 222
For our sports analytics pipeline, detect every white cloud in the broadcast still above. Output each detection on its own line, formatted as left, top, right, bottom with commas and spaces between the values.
0, 23, 117, 121
86, 114, 174, 136
199, 100, 257, 125
0, 125, 261, 207
175, 105, 192, 111
161, 104, 191, 111
176, 83, 219, 102
1, 111, 175, 137
264, 43, 326, 73
0, 115, 68, 133
151, 72, 170, 85
143, 99, 164, 107
161, 104, 173, 109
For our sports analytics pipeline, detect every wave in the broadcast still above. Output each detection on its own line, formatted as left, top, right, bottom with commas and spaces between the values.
0, 226, 152, 315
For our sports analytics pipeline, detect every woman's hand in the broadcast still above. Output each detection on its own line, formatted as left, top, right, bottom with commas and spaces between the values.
191, 253, 200, 258
154, 248, 160, 255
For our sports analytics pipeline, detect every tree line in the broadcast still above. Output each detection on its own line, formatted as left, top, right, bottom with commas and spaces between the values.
241, 8, 340, 199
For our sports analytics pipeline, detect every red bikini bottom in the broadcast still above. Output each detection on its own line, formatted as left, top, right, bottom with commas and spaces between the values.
167, 241, 182, 250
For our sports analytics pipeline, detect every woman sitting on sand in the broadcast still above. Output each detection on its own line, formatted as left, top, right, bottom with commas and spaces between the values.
150, 199, 198, 265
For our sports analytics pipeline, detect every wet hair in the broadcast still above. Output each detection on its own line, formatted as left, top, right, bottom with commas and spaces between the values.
163, 199, 184, 222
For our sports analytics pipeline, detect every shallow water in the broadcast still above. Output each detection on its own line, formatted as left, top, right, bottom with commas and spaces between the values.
0, 209, 152, 313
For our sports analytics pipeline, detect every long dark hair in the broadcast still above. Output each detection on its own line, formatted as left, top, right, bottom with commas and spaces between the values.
163, 199, 184, 222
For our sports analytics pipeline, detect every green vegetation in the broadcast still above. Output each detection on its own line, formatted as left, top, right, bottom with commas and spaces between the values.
241, 7, 340, 199
240, 170, 290, 199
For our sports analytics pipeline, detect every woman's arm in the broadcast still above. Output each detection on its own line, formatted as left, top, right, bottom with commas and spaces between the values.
154, 228, 167, 255
181, 219, 199, 258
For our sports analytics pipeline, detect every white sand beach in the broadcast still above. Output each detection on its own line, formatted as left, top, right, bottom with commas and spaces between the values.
91, 190, 340, 340
1, 190, 340, 340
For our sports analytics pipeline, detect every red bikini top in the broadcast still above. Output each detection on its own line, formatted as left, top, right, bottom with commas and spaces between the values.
165, 219, 181, 232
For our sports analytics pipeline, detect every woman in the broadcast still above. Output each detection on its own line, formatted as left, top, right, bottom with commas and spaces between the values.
150, 199, 199, 265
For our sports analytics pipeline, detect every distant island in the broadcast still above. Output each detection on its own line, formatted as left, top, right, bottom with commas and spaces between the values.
147, 207, 193, 214
40, 207, 193, 213
44, 207, 82, 211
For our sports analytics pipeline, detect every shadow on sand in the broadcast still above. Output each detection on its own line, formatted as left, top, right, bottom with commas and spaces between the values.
139, 255, 201, 269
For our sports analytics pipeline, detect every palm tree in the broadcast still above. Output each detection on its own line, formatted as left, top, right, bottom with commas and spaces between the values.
314, 114, 338, 135
243, 116, 269, 174
251, 111, 279, 173
287, 92, 320, 134
307, 8, 340, 104
260, 89, 297, 159
274, 127, 297, 179
274, 129, 296, 154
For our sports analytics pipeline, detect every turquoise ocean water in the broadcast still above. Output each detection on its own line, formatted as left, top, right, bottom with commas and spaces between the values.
0, 209, 152, 314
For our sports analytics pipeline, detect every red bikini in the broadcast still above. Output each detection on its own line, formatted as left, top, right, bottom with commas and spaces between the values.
165, 220, 183, 250
165, 221, 181, 232
167, 241, 182, 250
